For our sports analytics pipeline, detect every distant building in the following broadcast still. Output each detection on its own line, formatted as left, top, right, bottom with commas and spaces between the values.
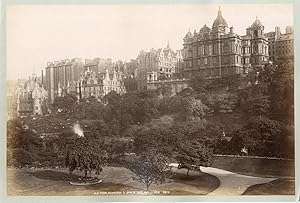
79, 69, 126, 99
136, 42, 183, 90
265, 26, 294, 64
15, 75, 48, 116
124, 59, 138, 76
56, 69, 126, 100
84, 58, 113, 73
45, 58, 115, 103
45, 58, 84, 104
182, 7, 269, 79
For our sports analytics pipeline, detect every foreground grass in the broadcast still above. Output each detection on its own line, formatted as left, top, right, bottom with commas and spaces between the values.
7, 167, 219, 196
212, 156, 295, 178
242, 178, 295, 195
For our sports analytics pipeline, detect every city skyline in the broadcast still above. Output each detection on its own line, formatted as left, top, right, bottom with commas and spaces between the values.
6, 4, 293, 80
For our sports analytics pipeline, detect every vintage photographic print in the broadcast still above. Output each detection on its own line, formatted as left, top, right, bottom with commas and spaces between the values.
5, 2, 295, 198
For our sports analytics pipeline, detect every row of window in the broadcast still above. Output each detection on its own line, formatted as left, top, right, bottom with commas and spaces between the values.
188, 56, 251, 68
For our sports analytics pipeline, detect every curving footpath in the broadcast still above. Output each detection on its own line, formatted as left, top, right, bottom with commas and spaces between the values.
200, 166, 276, 196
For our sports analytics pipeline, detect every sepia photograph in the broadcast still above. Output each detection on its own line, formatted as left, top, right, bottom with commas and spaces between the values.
4, 1, 295, 199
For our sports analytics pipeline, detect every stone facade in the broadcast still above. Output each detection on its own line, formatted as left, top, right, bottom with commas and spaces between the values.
265, 26, 294, 64
15, 75, 48, 116
84, 58, 113, 73
136, 42, 183, 90
183, 7, 269, 79
55, 69, 126, 101
45, 58, 116, 103
77, 69, 126, 100
45, 58, 84, 104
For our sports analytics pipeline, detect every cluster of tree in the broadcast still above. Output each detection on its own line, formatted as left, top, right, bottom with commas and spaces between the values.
7, 58, 294, 188
188, 59, 294, 158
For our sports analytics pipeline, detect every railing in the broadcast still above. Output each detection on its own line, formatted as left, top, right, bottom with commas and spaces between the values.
214, 154, 294, 161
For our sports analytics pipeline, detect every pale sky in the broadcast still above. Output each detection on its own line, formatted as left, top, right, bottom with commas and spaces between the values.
6, 4, 293, 80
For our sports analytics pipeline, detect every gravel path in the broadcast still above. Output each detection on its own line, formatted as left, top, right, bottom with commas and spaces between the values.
200, 166, 276, 195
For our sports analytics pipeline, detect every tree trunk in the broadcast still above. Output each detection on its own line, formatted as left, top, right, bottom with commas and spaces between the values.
186, 168, 190, 177
84, 170, 87, 179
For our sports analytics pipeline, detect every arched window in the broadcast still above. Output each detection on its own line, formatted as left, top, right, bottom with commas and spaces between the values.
254, 30, 258, 38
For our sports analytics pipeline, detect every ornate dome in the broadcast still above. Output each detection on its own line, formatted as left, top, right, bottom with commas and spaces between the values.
184, 29, 193, 38
251, 17, 263, 28
212, 7, 228, 28
200, 24, 211, 33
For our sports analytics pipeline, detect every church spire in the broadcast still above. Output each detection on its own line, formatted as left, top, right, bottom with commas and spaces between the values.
167, 40, 170, 49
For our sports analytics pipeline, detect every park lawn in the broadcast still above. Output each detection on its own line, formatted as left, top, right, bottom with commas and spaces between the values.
7, 167, 219, 196
212, 156, 295, 178
242, 178, 295, 195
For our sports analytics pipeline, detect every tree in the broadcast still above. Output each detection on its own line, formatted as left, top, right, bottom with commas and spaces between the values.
52, 94, 77, 114
65, 137, 107, 179
133, 125, 174, 157
269, 60, 294, 123
127, 149, 170, 191
103, 91, 121, 106
156, 85, 173, 97
246, 95, 270, 118
180, 97, 207, 121
229, 116, 284, 156
189, 74, 210, 94
175, 140, 213, 176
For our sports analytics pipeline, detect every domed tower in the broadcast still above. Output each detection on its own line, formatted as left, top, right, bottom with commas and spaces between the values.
247, 16, 265, 38
246, 17, 269, 70
212, 6, 228, 34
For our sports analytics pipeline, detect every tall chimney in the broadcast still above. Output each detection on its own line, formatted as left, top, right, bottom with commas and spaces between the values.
275, 26, 281, 40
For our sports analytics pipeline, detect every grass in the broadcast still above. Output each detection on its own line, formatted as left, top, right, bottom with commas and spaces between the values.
7, 167, 220, 196
242, 178, 295, 195
212, 156, 295, 178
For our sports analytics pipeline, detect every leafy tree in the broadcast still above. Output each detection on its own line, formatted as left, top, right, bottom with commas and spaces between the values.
179, 96, 207, 121
52, 94, 77, 114
177, 87, 197, 98
175, 140, 213, 176
133, 125, 174, 157
127, 149, 170, 191
189, 74, 210, 93
229, 116, 284, 156
269, 60, 294, 123
65, 137, 107, 179
103, 91, 121, 106
156, 85, 173, 97
206, 92, 238, 114
11, 148, 34, 166
124, 77, 138, 92
246, 95, 270, 118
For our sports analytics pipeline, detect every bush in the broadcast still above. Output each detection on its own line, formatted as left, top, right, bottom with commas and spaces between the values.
12, 148, 33, 166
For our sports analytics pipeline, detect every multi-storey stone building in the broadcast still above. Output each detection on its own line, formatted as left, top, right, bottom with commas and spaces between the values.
182, 7, 269, 78
45, 58, 84, 103
84, 58, 113, 73
265, 26, 294, 64
45, 58, 117, 103
73, 69, 126, 100
136, 42, 184, 90
15, 74, 48, 116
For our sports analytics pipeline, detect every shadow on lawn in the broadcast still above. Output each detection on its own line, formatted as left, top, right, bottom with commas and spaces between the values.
242, 178, 295, 195
27, 170, 81, 182
84, 182, 138, 191
170, 171, 220, 193
26, 170, 139, 191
